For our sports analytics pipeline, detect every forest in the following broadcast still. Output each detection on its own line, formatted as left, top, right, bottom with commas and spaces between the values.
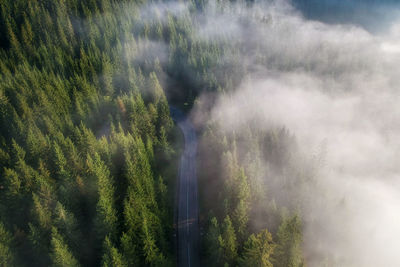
1, 0, 399, 266
0, 0, 305, 265
0, 0, 177, 266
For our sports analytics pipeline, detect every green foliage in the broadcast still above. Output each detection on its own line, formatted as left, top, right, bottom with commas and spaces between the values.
273, 215, 304, 267
0, 0, 176, 265
205, 217, 222, 266
219, 216, 238, 266
101, 236, 127, 267
89, 153, 118, 243
0, 222, 15, 267
239, 229, 275, 267
0, 0, 308, 265
200, 115, 306, 266
50, 228, 80, 267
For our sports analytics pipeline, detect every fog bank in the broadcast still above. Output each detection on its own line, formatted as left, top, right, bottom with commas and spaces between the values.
198, 1, 400, 266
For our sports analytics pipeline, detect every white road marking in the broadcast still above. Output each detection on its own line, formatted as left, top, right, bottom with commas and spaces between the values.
188, 246, 191, 267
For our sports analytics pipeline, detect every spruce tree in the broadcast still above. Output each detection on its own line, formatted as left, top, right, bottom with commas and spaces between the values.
89, 153, 118, 243
0, 222, 15, 267
273, 215, 304, 267
239, 229, 275, 267
205, 217, 222, 266
101, 236, 127, 267
50, 228, 80, 267
219, 216, 238, 266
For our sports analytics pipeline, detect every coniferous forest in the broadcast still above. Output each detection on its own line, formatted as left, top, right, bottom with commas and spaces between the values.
0, 0, 305, 265
1, 0, 399, 266
0, 0, 176, 266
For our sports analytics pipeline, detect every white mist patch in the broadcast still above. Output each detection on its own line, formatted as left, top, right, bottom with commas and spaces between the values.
212, 74, 400, 267
381, 42, 400, 53
312, 175, 400, 267
138, 2, 188, 22
125, 39, 169, 64
205, 2, 400, 265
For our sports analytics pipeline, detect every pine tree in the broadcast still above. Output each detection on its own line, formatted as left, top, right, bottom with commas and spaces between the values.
53, 141, 67, 174
121, 189, 143, 266
31, 192, 52, 231
0, 222, 15, 267
5, 19, 21, 54
239, 229, 275, 267
141, 215, 159, 265
156, 96, 173, 136
273, 215, 304, 267
50, 228, 80, 267
101, 236, 127, 267
21, 15, 34, 51
156, 175, 168, 222
205, 216, 222, 266
120, 231, 140, 266
158, 126, 173, 159
232, 199, 248, 241
101, 56, 114, 96
130, 93, 155, 140
88, 153, 118, 243
54, 202, 80, 251
219, 216, 238, 266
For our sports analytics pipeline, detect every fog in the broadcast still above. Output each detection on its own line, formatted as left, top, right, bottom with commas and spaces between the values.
81, 0, 400, 265
189, 0, 400, 266
95, 0, 400, 265
67, 0, 400, 265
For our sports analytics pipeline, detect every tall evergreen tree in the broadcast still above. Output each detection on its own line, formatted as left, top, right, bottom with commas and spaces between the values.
219, 216, 238, 266
239, 229, 275, 267
101, 236, 127, 267
205, 216, 223, 266
0, 222, 15, 267
273, 215, 304, 267
89, 153, 118, 243
50, 228, 80, 267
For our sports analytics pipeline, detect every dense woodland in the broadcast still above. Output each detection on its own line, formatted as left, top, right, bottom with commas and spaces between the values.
0, 0, 177, 266
0, 0, 308, 266
198, 121, 308, 266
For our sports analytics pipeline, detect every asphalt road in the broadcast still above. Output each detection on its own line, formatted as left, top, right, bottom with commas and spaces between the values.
170, 107, 199, 267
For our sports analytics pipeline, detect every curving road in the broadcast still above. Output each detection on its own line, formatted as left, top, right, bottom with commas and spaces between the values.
170, 107, 199, 267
